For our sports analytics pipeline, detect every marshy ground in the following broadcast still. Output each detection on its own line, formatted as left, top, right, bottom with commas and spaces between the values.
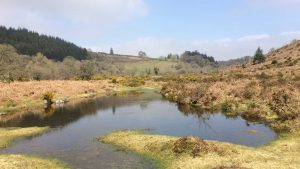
0, 127, 69, 169
100, 130, 300, 169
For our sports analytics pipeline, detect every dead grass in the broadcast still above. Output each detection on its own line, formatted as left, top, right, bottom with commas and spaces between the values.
100, 130, 300, 169
0, 80, 120, 113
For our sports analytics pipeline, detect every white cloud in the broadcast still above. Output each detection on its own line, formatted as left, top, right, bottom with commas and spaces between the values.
237, 34, 270, 42
93, 31, 300, 61
0, 0, 147, 38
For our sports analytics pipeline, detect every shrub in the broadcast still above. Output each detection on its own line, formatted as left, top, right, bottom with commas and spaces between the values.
242, 100, 271, 121
242, 82, 258, 100
123, 77, 145, 87
172, 136, 224, 157
269, 90, 299, 121
221, 99, 240, 115
271, 60, 278, 64
154, 67, 160, 75
253, 47, 265, 64
111, 78, 117, 84
42, 91, 54, 104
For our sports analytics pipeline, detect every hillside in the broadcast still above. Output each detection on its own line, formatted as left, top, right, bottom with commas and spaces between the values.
161, 40, 300, 132
0, 26, 87, 61
228, 39, 300, 76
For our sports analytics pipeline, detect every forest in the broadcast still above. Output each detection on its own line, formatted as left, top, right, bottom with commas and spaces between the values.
0, 26, 87, 61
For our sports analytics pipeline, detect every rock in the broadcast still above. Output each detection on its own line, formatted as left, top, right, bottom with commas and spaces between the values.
43, 100, 48, 105
0, 112, 7, 116
55, 100, 64, 105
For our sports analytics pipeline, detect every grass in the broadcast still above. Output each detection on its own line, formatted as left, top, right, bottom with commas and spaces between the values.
100, 130, 300, 169
123, 60, 179, 75
0, 127, 69, 169
0, 154, 69, 169
0, 127, 49, 148
0, 80, 120, 113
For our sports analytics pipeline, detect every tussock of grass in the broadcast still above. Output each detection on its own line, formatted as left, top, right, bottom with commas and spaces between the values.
0, 127, 49, 148
100, 130, 300, 169
0, 154, 69, 169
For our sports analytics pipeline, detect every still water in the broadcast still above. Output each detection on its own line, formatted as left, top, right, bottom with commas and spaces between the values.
1, 91, 276, 169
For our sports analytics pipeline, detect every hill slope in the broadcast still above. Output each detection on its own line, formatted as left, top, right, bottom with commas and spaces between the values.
0, 26, 87, 61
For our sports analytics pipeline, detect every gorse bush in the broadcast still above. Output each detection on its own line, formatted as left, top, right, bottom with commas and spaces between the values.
42, 91, 54, 104
118, 77, 146, 87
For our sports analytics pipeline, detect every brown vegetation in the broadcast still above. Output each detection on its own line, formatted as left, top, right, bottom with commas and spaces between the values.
160, 40, 300, 132
0, 80, 120, 113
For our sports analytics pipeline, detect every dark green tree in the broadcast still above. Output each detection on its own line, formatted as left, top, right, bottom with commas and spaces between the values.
0, 26, 87, 61
138, 51, 147, 57
253, 47, 265, 64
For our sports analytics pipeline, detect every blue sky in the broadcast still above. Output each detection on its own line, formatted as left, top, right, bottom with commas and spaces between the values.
1, 0, 300, 60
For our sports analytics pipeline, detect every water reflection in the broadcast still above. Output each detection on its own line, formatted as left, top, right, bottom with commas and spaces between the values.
0, 92, 277, 169
0, 93, 158, 128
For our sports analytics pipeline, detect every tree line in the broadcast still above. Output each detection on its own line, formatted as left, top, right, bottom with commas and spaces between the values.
0, 26, 87, 61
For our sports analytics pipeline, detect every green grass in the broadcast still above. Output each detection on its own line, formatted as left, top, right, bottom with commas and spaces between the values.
0, 127, 49, 148
123, 60, 180, 75
0, 154, 69, 169
100, 130, 300, 169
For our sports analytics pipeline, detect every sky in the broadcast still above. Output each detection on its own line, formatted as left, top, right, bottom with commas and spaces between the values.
1, 0, 300, 60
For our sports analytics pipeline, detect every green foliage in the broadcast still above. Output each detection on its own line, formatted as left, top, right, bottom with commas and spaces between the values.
180, 50, 218, 67
253, 47, 265, 64
0, 26, 87, 61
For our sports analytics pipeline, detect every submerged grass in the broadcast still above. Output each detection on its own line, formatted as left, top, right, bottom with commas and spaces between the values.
100, 130, 300, 169
0, 127, 69, 169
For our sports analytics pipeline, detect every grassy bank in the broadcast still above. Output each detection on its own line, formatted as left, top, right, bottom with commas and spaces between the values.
0, 80, 120, 113
0, 154, 69, 169
0, 127, 48, 148
0, 127, 69, 169
100, 130, 300, 169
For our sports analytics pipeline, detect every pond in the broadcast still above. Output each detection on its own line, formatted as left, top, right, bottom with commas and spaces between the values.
0, 91, 276, 169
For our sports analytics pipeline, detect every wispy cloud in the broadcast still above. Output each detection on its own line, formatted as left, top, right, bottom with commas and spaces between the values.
93, 31, 300, 60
